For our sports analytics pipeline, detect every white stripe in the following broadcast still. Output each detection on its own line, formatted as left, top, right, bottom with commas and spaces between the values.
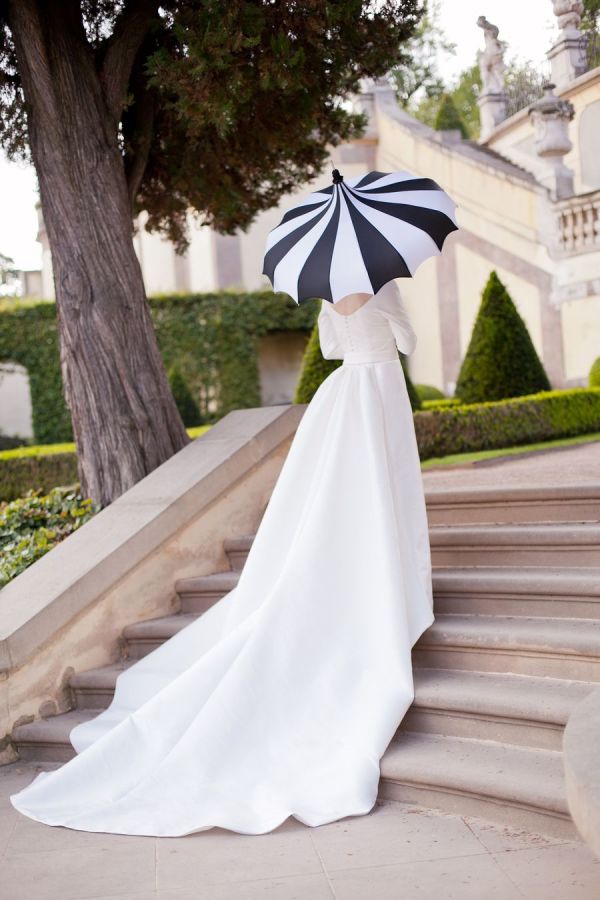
272, 195, 338, 300
264, 199, 330, 253
352, 187, 457, 223
343, 188, 441, 276
328, 192, 375, 302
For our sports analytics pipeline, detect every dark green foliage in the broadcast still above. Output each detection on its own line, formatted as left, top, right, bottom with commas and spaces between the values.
415, 389, 600, 459
293, 320, 422, 410
0, 292, 318, 445
456, 271, 551, 404
0, 486, 98, 587
589, 357, 600, 388
1, 1, 423, 250
167, 365, 203, 427
434, 94, 467, 137
416, 383, 446, 401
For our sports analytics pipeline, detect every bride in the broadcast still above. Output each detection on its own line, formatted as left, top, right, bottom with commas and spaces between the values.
9, 277, 434, 837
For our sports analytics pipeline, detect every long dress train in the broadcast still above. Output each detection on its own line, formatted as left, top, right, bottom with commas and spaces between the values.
9, 279, 434, 836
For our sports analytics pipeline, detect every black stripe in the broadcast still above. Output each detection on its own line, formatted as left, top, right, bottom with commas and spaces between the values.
262, 199, 332, 281
358, 177, 443, 194
354, 171, 390, 189
346, 190, 457, 251
297, 191, 341, 302
343, 189, 411, 290
280, 198, 329, 225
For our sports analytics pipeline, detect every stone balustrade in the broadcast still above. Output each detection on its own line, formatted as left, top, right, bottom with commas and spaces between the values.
556, 189, 600, 254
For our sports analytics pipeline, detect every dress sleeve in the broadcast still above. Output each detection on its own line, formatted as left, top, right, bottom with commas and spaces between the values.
317, 300, 345, 359
376, 280, 417, 356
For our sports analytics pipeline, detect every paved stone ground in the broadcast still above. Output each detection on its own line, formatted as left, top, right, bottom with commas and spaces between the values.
2, 762, 599, 900
422, 440, 600, 488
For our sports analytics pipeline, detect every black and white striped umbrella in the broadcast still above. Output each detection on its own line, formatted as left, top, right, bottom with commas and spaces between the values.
262, 168, 458, 304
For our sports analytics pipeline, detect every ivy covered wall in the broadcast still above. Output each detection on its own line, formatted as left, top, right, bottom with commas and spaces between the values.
0, 292, 317, 444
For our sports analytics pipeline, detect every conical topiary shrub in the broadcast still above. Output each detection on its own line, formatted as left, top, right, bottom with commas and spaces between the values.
168, 364, 203, 427
294, 319, 421, 411
589, 357, 600, 388
434, 94, 468, 138
455, 270, 551, 404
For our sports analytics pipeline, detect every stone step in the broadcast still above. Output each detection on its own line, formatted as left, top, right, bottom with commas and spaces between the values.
12, 710, 95, 763
70, 661, 135, 709
123, 613, 198, 659
414, 615, 600, 681
379, 731, 576, 839
67, 657, 592, 751
429, 522, 600, 567
425, 484, 600, 526
405, 668, 592, 750
176, 571, 239, 613
224, 535, 253, 571
432, 567, 600, 618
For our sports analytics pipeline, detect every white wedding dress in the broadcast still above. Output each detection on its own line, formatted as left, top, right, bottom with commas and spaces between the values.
10, 279, 434, 836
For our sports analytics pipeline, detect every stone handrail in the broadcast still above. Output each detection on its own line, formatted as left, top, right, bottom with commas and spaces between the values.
563, 687, 600, 859
556, 189, 600, 254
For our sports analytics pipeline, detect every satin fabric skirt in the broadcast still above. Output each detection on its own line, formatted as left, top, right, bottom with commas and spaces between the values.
10, 355, 434, 836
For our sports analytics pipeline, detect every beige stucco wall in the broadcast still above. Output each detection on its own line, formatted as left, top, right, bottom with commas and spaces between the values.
397, 259, 444, 390
455, 243, 544, 359
561, 294, 600, 381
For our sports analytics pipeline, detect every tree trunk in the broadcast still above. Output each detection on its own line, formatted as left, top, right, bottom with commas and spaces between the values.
8, 1, 189, 506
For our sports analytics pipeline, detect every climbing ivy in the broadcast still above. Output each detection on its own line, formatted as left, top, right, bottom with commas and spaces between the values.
0, 291, 317, 444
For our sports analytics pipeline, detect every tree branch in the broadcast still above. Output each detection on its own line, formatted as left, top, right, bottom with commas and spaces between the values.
124, 86, 155, 213
99, 0, 159, 128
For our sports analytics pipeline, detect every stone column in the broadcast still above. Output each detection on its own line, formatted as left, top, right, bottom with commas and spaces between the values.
476, 17, 508, 140
528, 83, 575, 199
547, 0, 587, 88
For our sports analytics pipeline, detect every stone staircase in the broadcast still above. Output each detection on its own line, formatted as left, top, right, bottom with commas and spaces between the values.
12, 483, 600, 838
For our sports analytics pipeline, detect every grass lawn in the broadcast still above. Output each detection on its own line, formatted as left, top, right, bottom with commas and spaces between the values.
421, 431, 600, 470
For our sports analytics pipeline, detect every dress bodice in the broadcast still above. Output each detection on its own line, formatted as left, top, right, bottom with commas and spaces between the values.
317, 279, 416, 365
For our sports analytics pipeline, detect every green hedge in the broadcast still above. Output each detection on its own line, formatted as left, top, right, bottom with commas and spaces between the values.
415, 388, 600, 459
4, 390, 597, 501
0, 292, 317, 444
0, 426, 212, 502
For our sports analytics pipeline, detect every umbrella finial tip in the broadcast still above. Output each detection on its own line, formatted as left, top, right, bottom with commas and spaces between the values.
332, 168, 344, 184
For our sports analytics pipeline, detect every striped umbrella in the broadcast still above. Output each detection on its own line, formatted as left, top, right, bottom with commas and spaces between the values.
262, 168, 458, 304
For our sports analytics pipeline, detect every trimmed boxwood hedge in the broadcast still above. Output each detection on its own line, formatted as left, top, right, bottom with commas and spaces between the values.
415, 388, 600, 459
0, 292, 317, 444
3, 389, 598, 501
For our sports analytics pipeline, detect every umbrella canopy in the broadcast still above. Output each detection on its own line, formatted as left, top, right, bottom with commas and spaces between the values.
262, 168, 458, 304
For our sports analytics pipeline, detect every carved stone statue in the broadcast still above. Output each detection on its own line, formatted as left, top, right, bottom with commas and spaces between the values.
552, 0, 584, 40
477, 16, 508, 95
547, 0, 586, 87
